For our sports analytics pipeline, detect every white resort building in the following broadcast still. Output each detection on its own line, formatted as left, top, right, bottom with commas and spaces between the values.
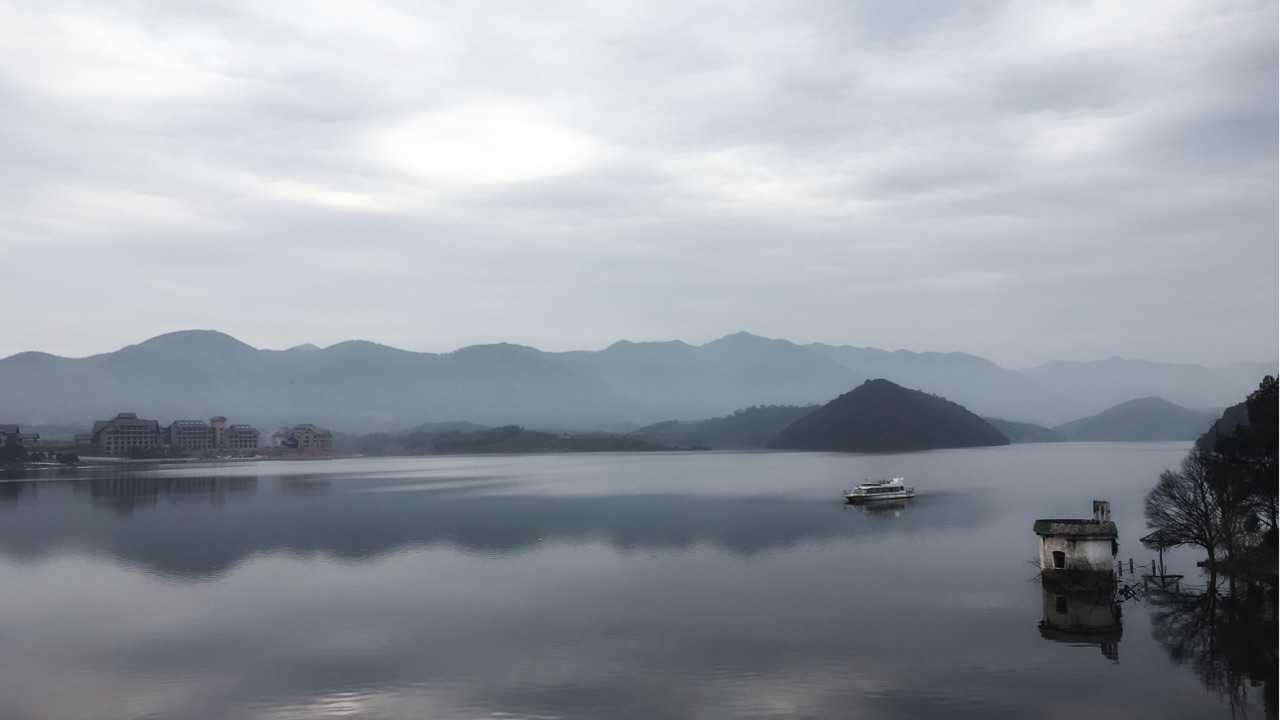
88, 413, 260, 456
271, 424, 334, 450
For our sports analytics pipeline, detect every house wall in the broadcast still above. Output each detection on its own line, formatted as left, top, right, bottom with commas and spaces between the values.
1038, 535, 1115, 573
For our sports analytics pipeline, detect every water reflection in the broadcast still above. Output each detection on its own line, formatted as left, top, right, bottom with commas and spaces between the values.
850, 498, 911, 518
0, 446, 1259, 720
1037, 583, 1123, 662
0, 475, 990, 580
1149, 579, 1278, 718
77, 475, 258, 513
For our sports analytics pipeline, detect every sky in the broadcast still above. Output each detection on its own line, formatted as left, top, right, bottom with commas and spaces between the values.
0, 0, 1276, 367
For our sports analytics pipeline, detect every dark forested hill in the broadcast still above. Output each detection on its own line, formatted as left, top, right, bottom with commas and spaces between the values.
1052, 397, 1217, 441
1195, 401, 1252, 452
770, 379, 1010, 452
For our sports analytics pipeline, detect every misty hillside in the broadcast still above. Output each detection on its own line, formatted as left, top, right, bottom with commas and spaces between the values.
633, 405, 819, 449
984, 418, 1064, 443
1022, 357, 1271, 423
0, 329, 1268, 433
1052, 397, 1218, 441
771, 379, 1010, 452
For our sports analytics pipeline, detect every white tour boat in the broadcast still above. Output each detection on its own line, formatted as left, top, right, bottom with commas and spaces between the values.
844, 477, 915, 503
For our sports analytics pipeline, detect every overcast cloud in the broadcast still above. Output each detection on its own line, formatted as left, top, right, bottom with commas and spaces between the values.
0, 0, 1275, 366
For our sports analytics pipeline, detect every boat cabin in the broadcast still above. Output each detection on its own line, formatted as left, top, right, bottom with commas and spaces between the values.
1034, 500, 1118, 589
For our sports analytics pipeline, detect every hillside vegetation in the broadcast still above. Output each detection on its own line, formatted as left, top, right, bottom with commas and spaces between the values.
771, 379, 1010, 452
984, 418, 1064, 443
633, 405, 818, 449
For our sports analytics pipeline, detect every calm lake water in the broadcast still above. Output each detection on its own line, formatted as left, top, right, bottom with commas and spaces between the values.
0, 443, 1272, 719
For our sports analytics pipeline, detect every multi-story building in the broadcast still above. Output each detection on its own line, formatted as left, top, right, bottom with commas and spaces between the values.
0, 425, 39, 448
222, 424, 260, 450
92, 413, 161, 456
88, 413, 260, 455
209, 416, 227, 448
271, 424, 333, 450
168, 420, 213, 451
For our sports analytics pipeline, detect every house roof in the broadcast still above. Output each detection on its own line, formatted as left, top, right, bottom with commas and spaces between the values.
1033, 519, 1118, 538
1140, 530, 1176, 549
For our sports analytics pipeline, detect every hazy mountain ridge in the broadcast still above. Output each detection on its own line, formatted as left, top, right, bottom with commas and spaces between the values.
808, 342, 1063, 422
0, 330, 857, 432
1022, 357, 1272, 422
1, 330, 1268, 432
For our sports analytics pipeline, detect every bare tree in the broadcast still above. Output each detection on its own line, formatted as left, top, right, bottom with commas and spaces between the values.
1146, 450, 1225, 571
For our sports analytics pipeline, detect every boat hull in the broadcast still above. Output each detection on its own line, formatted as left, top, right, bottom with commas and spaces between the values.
845, 490, 915, 504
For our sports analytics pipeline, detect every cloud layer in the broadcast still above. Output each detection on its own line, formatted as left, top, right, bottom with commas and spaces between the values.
1, 0, 1275, 365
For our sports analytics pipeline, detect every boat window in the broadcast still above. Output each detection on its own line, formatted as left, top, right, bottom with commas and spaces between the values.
1052, 551, 1066, 569
1055, 596, 1068, 614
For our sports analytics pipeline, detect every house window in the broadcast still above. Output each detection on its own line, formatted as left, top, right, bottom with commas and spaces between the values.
1052, 551, 1066, 569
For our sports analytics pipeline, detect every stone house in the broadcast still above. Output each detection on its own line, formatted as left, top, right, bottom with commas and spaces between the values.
1034, 500, 1118, 588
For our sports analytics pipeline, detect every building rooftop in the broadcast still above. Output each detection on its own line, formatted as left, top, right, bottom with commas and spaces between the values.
1033, 519, 1118, 538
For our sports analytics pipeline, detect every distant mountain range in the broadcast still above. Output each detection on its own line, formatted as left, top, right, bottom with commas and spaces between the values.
0, 329, 1271, 432
771, 379, 1009, 452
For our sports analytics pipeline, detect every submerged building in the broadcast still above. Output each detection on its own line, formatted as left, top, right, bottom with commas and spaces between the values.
1034, 500, 1118, 589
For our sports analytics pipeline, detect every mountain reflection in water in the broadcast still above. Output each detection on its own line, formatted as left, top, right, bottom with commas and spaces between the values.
0, 447, 1270, 720
0, 474, 987, 580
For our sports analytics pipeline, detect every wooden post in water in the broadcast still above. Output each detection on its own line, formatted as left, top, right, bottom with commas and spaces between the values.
1129, 558, 1134, 574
